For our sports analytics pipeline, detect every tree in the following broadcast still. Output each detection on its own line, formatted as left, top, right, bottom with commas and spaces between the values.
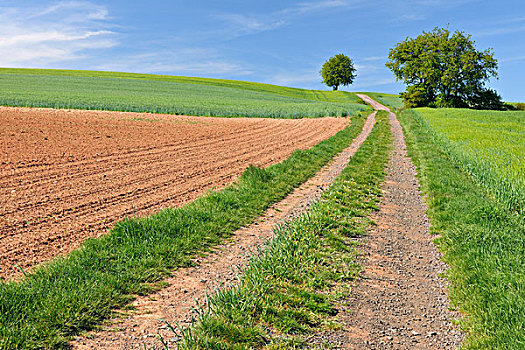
386, 27, 503, 109
321, 54, 356, 91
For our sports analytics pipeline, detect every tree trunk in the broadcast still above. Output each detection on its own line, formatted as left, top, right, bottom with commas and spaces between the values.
333, 85, 338, 91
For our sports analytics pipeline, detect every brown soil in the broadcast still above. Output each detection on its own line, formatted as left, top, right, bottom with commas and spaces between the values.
70, 112, 377, 350
337, 96, 463, 349
0, 107, 349, 279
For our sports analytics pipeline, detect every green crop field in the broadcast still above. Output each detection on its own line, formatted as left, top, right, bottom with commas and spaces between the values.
0, 68, 369, 118
412, 108, 525, 214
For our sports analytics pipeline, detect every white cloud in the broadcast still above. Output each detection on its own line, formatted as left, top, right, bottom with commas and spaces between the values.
390, 0, 480, 22
500, 55, 525, 64
473, 24, 525, 37
0, 1, 116, 67
351, 77, 396, 90
355, 63, 381, 71
288, 0, 360, 15
33, 1, 110, 21
216, 14, 285, 35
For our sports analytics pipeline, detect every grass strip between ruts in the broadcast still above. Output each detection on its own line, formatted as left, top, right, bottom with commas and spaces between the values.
0, 114, 367, 350
167, 111, 392, 349
398, 110, 525, 349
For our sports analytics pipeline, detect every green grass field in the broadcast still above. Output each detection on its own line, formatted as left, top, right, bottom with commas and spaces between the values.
412, 108, 525, 215
0, 68, 369, 118
400, 109, 525, 349
4, 66, 524, 348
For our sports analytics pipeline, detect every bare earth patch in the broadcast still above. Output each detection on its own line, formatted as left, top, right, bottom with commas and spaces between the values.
0, 107, 348, 279
70, 112, 377, 350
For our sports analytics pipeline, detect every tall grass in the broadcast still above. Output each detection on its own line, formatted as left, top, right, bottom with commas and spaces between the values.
0, 114, 367, 350
0, 68, 369, 118
174, 112, 392, 349
399, 109, 525, 349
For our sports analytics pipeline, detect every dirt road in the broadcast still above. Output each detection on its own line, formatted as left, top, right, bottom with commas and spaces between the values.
342, 96, 463, 349
0, 107, 348, 279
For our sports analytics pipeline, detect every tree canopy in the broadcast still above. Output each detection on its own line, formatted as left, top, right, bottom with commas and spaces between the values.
320, 54, 356, 91
386, 27, 503, 109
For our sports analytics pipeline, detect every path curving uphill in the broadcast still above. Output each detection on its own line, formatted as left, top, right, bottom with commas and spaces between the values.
0, 107, 349, 279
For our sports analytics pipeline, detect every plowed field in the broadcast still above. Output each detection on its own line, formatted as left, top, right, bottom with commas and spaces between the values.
0, 107, 349, 279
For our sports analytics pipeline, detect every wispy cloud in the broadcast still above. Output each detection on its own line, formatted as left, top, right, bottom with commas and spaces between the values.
389, 0, 480, 23
470, 17, 525, 37
267, 71, 321, 87
500, 55, 525, 64
355, 63, 381, 71
286, 0, 359, 15
362, 56, 386, 62
351, 77, 396, 90
0, 1, 116, 67
215, 14, 286, 35
412, 0, 478, 5
216, 0, 364, 37
96, 49, 254, 77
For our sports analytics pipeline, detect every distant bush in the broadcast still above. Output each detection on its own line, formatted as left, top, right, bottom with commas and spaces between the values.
469, 88, 505, 111
515, 103, 525, 111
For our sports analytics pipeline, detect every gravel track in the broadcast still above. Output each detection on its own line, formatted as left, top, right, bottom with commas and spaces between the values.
0, 107, 348, 279
339, 96, 464, 349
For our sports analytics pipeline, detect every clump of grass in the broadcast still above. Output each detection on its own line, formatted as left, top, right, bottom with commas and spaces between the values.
171, 112, 392, 349
399, 109, 525, 349
0, 114, 368, 350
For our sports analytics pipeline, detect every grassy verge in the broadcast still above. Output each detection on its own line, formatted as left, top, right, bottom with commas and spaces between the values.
398, 110, 525, 349
0, 68, 369, 118
0, 114, 368, 350
170, 111, 392, 349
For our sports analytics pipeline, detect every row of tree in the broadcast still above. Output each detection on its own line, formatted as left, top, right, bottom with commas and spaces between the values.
320, 27, 507, 110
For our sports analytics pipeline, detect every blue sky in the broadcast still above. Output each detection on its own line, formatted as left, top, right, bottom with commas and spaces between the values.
1, 0, 524, 101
